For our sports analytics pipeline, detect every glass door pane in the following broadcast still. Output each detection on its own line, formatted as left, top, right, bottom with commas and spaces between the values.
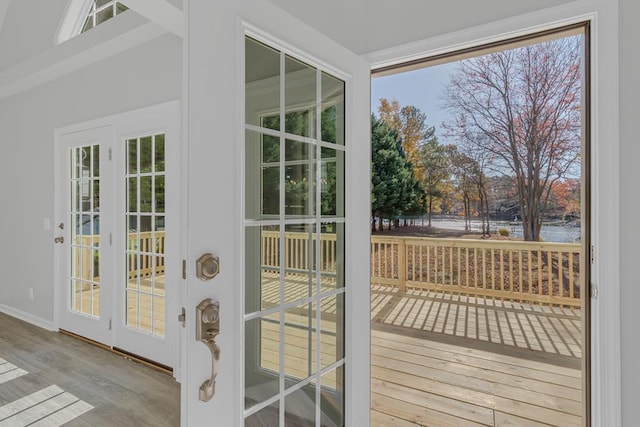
70, 145, 101, 318
125, 134, 166, 337
244, 35, 346, 426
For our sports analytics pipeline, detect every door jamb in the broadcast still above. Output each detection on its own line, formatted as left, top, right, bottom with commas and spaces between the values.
365, 1, 620, 425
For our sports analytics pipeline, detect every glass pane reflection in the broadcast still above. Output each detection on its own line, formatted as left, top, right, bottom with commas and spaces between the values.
246, 314, 280, 409
245, 226, 280, 314
321, 148, 344, 217
285, 55, 316, 138
285, 163, 315, 218
321, 72, 345, 145
283, 224, 315, 304
245, 38, 280, 131
245, 401, 279, 426
321, 366, 345, 427
320, 223, 345, 291
285, 385, 315, 426
284, 302, 315, 385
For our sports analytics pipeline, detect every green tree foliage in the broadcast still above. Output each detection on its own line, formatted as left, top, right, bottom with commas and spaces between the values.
257, 109, 342, 218
371, 115, 419, 231
127, 135, 165, 227
378, 99, 436, 181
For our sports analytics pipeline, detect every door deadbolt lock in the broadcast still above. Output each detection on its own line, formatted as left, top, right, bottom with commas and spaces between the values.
196, 253, 220, 281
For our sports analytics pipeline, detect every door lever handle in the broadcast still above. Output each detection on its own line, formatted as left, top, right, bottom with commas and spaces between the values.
200, 335, 220, 402
196, 299, 220, 402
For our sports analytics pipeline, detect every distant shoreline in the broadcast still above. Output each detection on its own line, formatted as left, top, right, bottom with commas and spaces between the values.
372, 221, 581, 243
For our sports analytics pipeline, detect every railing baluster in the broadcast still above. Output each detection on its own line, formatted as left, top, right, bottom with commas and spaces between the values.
449, 245, 454, 287
435, 246, 440, 286
518, 250, 523, 301
499, 249, 504, 295
345, 234, 579, 306
419, 245, 423, 284
473, 248, 478, 289
538, 250, 543, 297
412, 243, 416, 282
465, 247, 469, 288
398, 239, 406, 292
482, 248, 486, 291
457, 247, 461, 290
509, 250, 513, 294
427, 245, 431, 284
569, 251, 575, 299
333, 235, 337, 272
528, 250, 533, 295
548, 251, 553, 301
491, 248, 495, 291
558, 251, 563, 298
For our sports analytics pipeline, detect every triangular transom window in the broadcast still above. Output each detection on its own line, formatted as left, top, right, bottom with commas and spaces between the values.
81, 0, 128, 33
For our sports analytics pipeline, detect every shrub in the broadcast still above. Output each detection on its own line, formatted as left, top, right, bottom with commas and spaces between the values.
498, 228, 510, 237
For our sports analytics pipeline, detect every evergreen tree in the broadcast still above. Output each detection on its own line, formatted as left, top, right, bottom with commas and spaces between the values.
371, 116, 418, 232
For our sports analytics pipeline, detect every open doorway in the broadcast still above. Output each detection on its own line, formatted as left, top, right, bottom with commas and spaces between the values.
369, 24, 590, 426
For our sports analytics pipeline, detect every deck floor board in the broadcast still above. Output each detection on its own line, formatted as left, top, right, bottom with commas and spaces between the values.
371, 286, 583, 426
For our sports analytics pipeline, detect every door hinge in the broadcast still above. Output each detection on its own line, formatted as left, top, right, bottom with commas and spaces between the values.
108, 148, 112, 161
590, 245, 595, 264
182, 259, 187, 280
108, 317, 112, 330
590, 282, 598, 299
109, 233, 113, 246
178, 307, 186, 328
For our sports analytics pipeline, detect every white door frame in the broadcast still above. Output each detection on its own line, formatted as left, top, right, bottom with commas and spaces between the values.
53, 100, 183, 377
365, 1, 621, 425
182, 0, 371, 425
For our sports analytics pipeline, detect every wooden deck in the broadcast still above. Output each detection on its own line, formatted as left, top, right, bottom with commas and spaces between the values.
371, 285, 583, 426
74, 268, 582, 426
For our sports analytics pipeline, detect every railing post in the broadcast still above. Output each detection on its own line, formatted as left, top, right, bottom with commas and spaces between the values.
398, 238, 406, 292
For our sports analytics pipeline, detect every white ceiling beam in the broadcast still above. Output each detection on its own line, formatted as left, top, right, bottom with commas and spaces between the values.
120, 0, 182, 38
0, 0, 10, 34
0, 20, 166, 101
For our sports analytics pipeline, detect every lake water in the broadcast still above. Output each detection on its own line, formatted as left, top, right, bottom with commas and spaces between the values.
427, 218, 581, 243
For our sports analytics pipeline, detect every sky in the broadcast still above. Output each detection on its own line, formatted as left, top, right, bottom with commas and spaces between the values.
371, 62, 457, 143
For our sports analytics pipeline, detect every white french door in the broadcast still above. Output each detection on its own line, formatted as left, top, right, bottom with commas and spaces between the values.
183, 1, 371, 426
55, 102, 180, 370
56, 126, 114, 346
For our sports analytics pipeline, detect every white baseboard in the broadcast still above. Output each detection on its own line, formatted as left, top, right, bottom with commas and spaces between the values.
0, 304, 55, 331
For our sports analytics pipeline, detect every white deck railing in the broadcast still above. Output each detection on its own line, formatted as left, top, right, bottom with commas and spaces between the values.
261, 231, 582, 307
371, 235, 582, 307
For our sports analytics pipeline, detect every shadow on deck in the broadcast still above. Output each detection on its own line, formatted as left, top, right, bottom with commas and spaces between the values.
370, 285, 583, 426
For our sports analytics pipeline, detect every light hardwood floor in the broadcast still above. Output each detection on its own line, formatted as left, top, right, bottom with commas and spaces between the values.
0, 312, 179, 426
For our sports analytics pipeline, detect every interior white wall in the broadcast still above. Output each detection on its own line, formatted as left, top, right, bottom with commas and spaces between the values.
0, 0, 636, 424
619, 0, 639, 424
0, 0, 68, 71
0, 33, 181, 326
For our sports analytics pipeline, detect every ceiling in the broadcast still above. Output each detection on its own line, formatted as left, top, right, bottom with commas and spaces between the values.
0, 0, 183, 73
0, 0, 69, 71
0, 0, 578, 74
266, 0, 577, 55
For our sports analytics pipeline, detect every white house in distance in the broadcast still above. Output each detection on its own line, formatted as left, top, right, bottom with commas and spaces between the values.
0, 0, 637, 425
